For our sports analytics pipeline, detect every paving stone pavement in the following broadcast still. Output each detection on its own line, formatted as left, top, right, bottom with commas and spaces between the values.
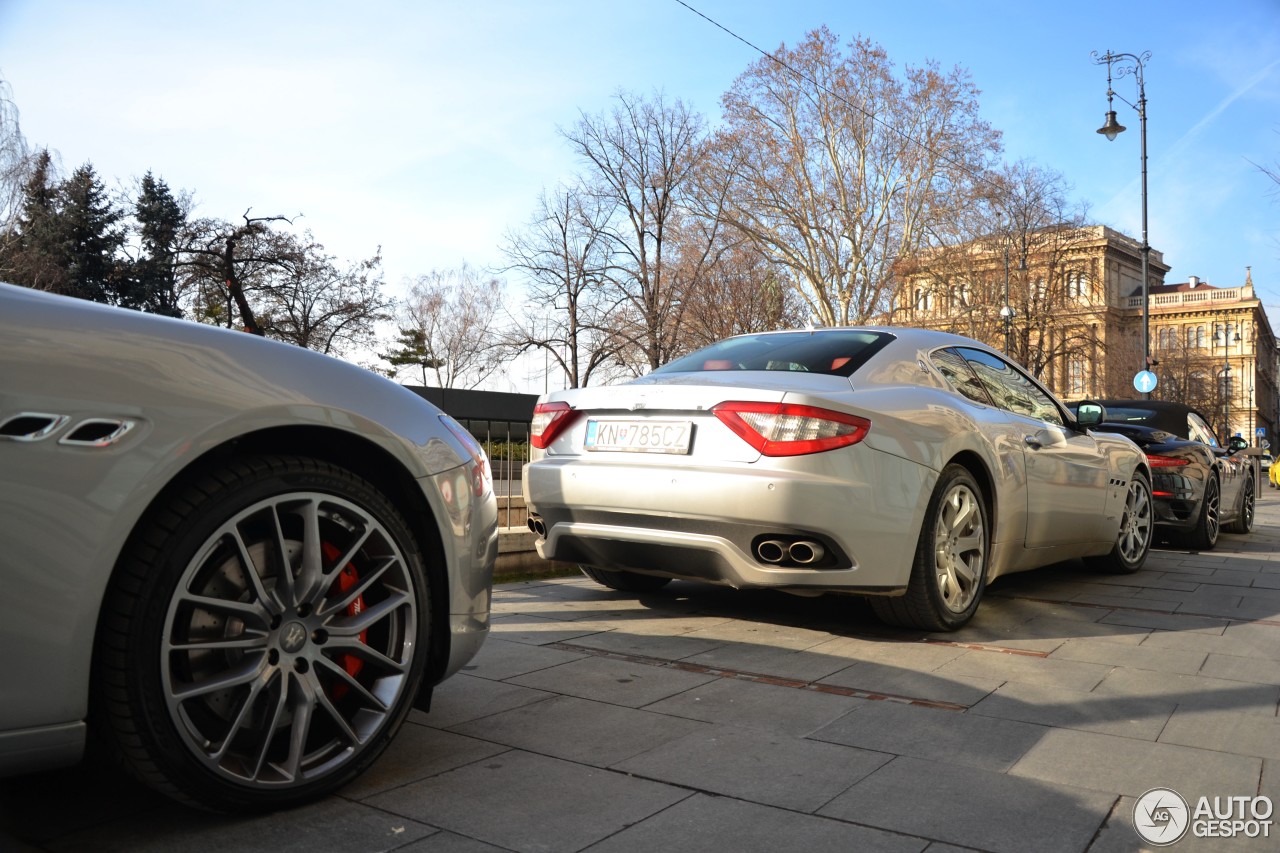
5, 491, 1280, 852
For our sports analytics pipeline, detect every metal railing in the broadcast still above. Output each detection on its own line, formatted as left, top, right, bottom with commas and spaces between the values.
459, 418, 529, 530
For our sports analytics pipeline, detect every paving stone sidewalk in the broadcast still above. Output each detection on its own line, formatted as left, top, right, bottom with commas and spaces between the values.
5, 493, 1280, 853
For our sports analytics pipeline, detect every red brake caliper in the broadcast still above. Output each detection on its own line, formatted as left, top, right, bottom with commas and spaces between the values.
323, 542, 367, 699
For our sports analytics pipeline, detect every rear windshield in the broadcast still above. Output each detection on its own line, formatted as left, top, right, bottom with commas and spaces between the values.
653, 330, 894, 378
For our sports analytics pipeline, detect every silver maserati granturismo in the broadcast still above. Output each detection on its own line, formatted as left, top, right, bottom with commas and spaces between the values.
524, 327, 1153, 631
0, 283, 497, 811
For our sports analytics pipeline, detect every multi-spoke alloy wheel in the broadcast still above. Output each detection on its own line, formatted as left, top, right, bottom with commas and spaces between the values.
1086, 471, 1152, 574
871, 464, 989, 632
1180, 475, 1218, 551
1226, 474, 1256, 534
96, 457, 431, 811
931, 481, 985, 614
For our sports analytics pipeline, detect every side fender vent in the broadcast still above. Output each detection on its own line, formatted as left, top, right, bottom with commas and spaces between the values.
0, 412, 70, 442
59, 419, 137, 447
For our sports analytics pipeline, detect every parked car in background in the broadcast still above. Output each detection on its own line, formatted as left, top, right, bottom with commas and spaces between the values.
1068, 399, 1256, 550
0, 283, 498, 811
524, 328, 1153, 632
1271, 456, 1280, 489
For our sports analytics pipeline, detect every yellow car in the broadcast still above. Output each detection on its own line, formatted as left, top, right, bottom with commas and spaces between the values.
1269, 455, 1278, 489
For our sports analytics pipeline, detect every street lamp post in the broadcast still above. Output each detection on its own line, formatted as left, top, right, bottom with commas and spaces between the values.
1001, 240, 1014, 353
1093, 49, 1151, 387
1219, 316, 1238, 445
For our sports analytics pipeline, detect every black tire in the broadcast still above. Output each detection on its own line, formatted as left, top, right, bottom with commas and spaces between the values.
1176, 475, 1219, 551
870, 465, 989, 632
1225, 474, 1255, 534
94, 456, 431, 812
579, 565, 672, 592
1083, 471, 1153, 574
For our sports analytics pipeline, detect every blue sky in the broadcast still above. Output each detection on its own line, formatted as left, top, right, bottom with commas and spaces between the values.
2, 0, 1279, 320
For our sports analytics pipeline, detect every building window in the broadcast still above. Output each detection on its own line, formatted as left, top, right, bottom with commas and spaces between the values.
1032, 278, 1047, 303
1186, 325, 1205, 349
1066, 270, 1089, 299
1190, 372, 1208, 400
1067, 358, 1087, 397
915, 288, 933, 312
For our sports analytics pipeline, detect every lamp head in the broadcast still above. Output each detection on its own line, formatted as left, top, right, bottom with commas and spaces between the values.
1096, 110, 1126, 141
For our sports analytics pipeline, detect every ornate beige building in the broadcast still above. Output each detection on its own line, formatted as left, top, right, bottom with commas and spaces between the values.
895, 225, 1276, 446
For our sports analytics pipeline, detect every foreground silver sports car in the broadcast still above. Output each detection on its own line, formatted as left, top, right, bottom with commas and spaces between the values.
524, 328, 1152, 631
0, 283, 497, 810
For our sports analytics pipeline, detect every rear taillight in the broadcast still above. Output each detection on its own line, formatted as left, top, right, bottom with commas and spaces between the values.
530, 401, 580, 450
1146, 454, 1190, 468
711, 401, 871, 456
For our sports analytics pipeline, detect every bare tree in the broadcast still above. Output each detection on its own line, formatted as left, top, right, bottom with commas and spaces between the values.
563, 90, 718, 372
500, 183, 623, 388
0, 76, 32, 236
180, 209, 300, 335
386, 264, 504, 389
707, 27, 1001, 327
897, 162, 1104, 392
1153, 330, 1220, 416
677, 223, 802, 347
257, 235, 392, 357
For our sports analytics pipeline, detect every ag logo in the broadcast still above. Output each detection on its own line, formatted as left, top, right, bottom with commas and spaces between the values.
1134, 787, 1190, 846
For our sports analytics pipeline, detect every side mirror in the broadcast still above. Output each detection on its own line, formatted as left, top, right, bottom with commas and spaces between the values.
1229, 435, 1248, 453
1075, 401, 1106, 428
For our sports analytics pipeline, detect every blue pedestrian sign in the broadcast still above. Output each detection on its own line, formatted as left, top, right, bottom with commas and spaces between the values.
1134, 370, 1158, 394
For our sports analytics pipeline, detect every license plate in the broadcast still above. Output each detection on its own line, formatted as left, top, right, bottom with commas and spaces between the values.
584, 419, 692, 454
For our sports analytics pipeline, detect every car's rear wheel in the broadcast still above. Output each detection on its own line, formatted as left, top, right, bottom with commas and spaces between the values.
1084, 471, 1152, 574
579, 565, 672, 592
871, 465, 988, 632
1225, 474, 1255, 534
1177, 475, 1219, 551
94, 456, 431, 812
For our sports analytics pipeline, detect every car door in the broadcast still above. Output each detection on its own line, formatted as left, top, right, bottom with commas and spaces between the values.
956, 347, 1115, 548
1187, 410, 1245, 513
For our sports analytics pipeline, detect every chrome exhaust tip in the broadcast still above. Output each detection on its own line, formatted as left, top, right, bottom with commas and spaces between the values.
788, 540, 825, 565
527, 516, 546, 538
756, 539, 788, 563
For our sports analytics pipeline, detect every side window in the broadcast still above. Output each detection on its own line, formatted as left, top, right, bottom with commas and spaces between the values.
930, 347, 993, 405
1186, 412, 1220, 447
956, 347, 1064, 426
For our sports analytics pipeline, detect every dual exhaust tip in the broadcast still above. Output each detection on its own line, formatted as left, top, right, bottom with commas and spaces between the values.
529, 514, 824, 567
756, 538, 825, 566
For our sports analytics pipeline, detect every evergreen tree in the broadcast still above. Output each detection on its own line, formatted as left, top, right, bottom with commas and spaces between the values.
3, 148, 65, 290
382, 327, 445, 385
57, 163, 124, 303
126, 171, 185, 316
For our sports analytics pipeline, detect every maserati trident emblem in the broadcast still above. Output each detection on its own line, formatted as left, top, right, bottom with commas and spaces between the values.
281, 622, 308, 653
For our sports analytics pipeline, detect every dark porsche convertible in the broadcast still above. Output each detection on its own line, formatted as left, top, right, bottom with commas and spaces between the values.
1069, 400, 1255, 550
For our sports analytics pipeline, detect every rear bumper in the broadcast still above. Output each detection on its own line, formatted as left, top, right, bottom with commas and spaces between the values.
524, 449, 934, 592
